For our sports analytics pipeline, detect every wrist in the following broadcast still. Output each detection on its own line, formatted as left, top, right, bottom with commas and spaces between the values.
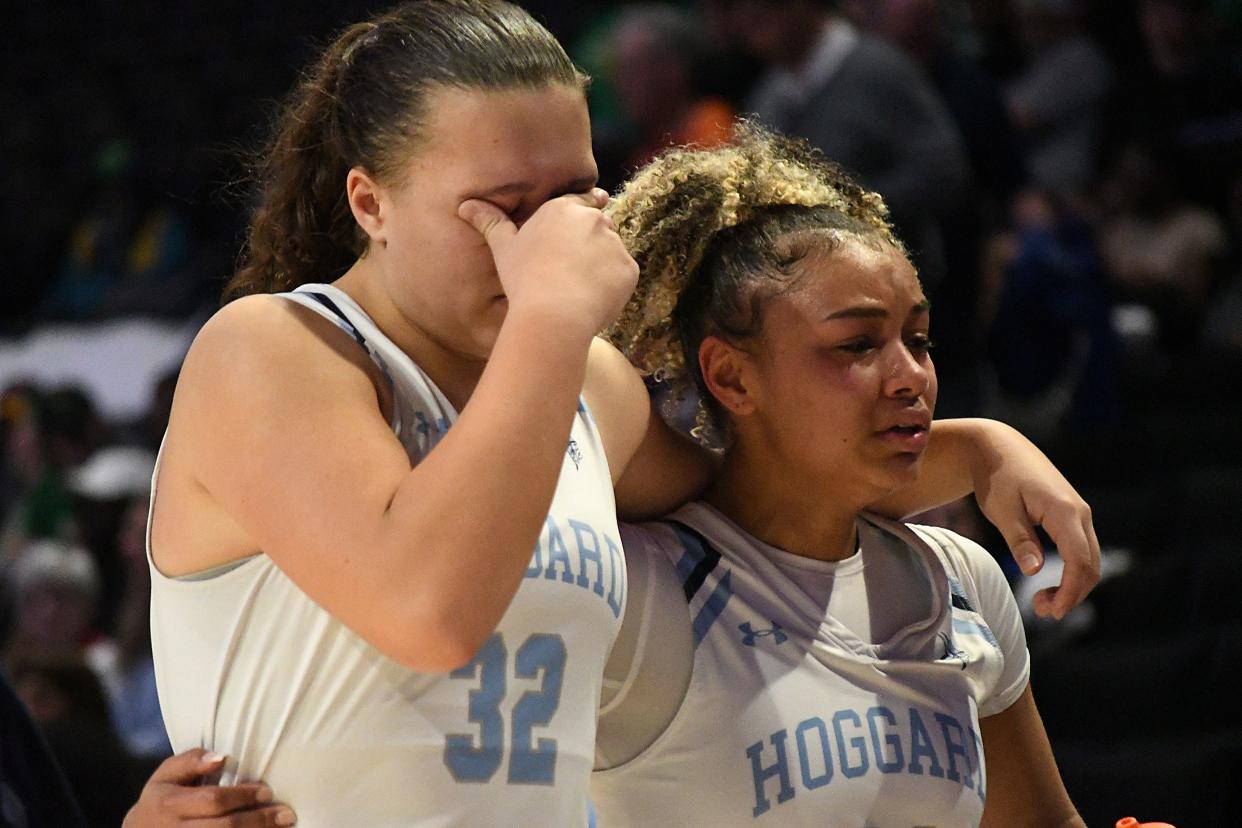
503, 298, 604, 345
930, 418, 1007, 496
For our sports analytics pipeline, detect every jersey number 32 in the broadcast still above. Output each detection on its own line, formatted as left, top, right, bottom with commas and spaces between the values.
443, 633, 567, 785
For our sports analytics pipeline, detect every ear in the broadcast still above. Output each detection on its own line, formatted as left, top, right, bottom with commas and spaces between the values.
346, 167, 387, 246
698, 336, 758, 418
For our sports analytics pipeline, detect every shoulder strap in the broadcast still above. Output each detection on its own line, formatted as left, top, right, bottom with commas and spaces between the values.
659, 518, 734, 647
304, 291, 367, 348
660, 519, 722, 603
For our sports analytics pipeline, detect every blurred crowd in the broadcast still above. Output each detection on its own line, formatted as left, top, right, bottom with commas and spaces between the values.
2, 0, 1240, 824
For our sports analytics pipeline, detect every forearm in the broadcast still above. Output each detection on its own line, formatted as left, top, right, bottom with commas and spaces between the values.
869, 417, 984, 518
373, 310, 596, 666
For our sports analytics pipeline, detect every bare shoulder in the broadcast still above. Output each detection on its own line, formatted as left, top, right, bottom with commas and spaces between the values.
582, 337, 650, 480
153, 294, 391, 574
176, 294, 383, 422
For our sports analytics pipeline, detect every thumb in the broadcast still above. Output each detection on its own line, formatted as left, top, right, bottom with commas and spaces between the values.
458, 199, 517, 250
1003, 525, 1045, 577
147, 748, 226, 784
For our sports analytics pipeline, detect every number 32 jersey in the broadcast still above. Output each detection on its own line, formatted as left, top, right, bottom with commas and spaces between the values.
150, 284, 626, 826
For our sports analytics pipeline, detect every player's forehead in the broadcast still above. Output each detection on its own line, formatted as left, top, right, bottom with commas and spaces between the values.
766, 243, 925, 326
413, 83, 596, 194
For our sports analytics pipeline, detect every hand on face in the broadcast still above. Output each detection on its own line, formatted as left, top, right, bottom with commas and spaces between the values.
459, 189, 639, 339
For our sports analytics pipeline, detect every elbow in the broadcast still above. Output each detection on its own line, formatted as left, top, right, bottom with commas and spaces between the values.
382, 602, 494, 674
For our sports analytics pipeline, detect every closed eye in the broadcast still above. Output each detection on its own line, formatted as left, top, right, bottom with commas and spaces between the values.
906, 335, 935, 354
837, 339, 877, 354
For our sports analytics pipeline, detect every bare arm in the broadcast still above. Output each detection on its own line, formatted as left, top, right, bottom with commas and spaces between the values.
582, 339, 713, 521
162, 194, 637, 673
980, 685, 1085, 828
589, 361, 1098, 619
871, 418, 1100, 619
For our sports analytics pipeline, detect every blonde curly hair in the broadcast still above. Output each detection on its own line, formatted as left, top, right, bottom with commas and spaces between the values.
605, 121, 907, 443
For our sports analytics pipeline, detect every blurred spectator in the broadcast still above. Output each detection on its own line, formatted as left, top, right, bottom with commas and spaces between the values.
0, 386, 48, 545
42, 138, 202, 323
714, 0, 970, 287
44, 140, 144, 321
860, 0, 1029, 203
858, 0, 1032, 415
0, 386, 105, 565
982, 190, 1119, 437
3, 540, 114, 686
609, 5, 736, 170
1099, 141, 1229, 350
109, 497, 172, 763
0, 669, 88, 827
8, 655, 140, 827
65, 446, 158, 638
1123, 0, 1242, 211
1006, 0, 1114, 198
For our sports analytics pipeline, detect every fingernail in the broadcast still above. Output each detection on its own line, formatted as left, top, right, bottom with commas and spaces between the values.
276, 807, 297, 826
256, 785, 273, 803
1018, 553, 1040, 573
203, 752, 225, 764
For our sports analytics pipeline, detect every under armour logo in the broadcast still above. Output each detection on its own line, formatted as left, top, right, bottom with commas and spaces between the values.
740, 621, 788, 646
566, 439, 582, 470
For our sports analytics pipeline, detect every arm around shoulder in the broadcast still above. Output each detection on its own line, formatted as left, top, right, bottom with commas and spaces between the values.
583, 339, 714, 521
874, 418, 1099, 619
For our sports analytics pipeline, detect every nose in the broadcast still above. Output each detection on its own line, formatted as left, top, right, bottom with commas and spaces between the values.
882, 342, 932, 399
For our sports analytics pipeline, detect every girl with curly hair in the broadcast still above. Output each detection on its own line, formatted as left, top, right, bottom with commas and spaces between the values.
590, 123, 1084, 826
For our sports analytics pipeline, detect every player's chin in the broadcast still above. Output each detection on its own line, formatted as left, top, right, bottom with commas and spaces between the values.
873, 451, 926, 490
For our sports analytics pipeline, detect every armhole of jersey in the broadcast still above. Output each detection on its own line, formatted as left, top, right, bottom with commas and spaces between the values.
595, 526, 695, 771
599, 531, 657, 717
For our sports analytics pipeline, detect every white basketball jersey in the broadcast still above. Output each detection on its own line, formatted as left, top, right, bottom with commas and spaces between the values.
150, 284, 625, 826
591, 503, 1027, 827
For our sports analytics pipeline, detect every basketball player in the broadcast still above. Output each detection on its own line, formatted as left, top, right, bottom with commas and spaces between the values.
591, 124, 1082, 825
139, 2, 1096, 825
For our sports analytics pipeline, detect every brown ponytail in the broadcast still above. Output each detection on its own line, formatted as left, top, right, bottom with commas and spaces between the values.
224, 0, 585, 303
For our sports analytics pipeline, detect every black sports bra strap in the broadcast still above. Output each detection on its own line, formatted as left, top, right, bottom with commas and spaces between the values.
305, 292, 367, 348
661, 519, 724, 604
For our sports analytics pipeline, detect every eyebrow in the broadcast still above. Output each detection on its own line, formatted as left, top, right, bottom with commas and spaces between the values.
822, 299, 931, 321
471, 174, 599, 200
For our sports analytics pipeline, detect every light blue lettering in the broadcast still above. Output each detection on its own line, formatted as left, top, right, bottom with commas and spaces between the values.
935, 713, 970, 786
604, 535, 625, 618
907, 708, 946, 778
865, 706, 904, 773
525, 535, 543, 578
970, 724, 986, 803
746, 730, 795, 817
542, 520, 575, 583
832, 710, 869, 779
569, 520, 606, 597
794, 718, 833, 790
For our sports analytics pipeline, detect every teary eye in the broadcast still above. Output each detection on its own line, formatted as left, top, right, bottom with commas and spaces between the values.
837, 338, 877, 354
905, 335, 935, 354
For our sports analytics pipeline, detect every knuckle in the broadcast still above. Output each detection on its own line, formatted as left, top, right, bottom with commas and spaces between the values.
198, 787, 230, 810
